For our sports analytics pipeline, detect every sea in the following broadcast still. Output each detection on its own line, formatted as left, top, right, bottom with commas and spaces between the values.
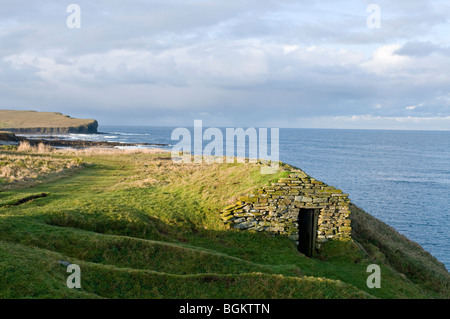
34, 126, 450, 270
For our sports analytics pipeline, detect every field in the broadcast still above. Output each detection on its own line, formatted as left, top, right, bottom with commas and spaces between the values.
0, 147, 448, 299
0, 110, 96, 132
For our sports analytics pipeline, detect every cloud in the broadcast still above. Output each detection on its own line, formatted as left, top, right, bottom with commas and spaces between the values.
395, 41, 450, 57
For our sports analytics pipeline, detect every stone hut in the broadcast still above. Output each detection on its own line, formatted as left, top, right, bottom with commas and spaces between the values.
220, 170, 351, 257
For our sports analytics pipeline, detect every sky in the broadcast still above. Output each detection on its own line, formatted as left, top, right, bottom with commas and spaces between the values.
0, 0, 449, 130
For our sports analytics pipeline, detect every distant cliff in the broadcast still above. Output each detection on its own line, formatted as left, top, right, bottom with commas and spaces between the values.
0, 110, 98, 134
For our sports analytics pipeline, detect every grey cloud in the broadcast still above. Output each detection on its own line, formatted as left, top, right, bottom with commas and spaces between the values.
0, 59, 41, 86
395, 41, 450, 57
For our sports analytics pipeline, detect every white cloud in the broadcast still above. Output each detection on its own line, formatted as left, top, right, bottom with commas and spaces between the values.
282, 45, 299, 54
361, 44, 411, 76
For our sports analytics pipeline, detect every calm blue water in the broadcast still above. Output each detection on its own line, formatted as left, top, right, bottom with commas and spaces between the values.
54, 126, 450, 269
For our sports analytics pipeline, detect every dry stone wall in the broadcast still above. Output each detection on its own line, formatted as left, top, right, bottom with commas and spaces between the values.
220, 170, 352, 249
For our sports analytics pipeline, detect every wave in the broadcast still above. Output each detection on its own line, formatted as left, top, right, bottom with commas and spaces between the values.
109, 132, 150, 136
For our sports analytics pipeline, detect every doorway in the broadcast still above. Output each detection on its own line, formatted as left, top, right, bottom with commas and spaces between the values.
297, 208, 319, 257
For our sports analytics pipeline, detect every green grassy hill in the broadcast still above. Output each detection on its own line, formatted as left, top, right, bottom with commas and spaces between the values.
0, 110, 98, 134
0, 148, 448, 298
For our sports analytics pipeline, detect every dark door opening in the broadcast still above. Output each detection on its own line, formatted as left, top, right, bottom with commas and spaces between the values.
297, 209, 319, 257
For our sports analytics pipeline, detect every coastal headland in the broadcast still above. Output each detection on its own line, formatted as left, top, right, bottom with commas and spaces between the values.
0, 110, 98, 134
0, 110, 168, 148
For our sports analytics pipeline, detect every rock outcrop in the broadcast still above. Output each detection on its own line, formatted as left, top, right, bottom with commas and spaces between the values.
4, 121, 98, 134
0, 131, 19, 142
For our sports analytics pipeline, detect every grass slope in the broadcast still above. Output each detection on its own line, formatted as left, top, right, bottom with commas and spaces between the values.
0, 110, 96, 132
0, 149, 448, 299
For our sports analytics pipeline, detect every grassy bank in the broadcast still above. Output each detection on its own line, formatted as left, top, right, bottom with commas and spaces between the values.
0, 151, 83, 188
0, 148, 448, 298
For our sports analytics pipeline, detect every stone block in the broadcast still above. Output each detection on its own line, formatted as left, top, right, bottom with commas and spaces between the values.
286, 211, 299, 220
234, 221, 257, 230
269, 226, 285, 232
301, 196, 313, 202
233, 217, 246, 224
339, 226, 352, 233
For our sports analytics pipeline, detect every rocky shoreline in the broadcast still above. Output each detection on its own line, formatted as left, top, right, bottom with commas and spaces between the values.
3, 122, 99, 134
0, 131, 168, 149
